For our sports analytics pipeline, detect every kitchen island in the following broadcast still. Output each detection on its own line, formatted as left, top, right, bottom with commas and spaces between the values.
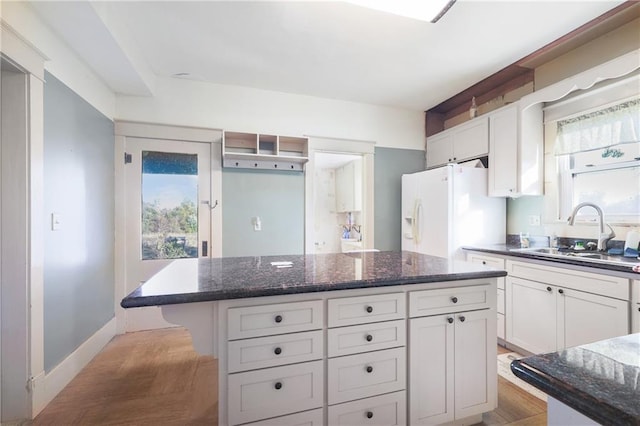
122, 251, 506, 426
511, 333, 640, 426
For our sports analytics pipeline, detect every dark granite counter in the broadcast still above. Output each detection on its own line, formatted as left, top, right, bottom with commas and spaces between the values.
464, 243, 639, 274
511, 333, 640, 426
121, 250, 507, 308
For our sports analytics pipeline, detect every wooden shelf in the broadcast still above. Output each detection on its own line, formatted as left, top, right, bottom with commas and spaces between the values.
223, 131, 308, 171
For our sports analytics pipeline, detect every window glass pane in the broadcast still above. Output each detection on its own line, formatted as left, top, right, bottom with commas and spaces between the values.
141, 151, 198, 260
573, 165, 640, 221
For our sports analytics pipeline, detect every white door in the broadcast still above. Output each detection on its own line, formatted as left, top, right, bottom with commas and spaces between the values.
559, 289, 629, 349
506, 277, 557, 354
409, 314, 454, 425
124, 137, 211, 331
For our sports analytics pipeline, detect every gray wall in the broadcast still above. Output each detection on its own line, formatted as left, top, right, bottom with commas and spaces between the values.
43, 72, 115, 372
222, 169, 304, 257
374, 147, 425, 251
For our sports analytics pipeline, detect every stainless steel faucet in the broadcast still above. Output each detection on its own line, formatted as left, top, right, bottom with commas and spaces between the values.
567, 202, 615, 251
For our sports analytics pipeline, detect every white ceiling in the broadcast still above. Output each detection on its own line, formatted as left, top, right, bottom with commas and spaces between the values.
29, 0, 626, 111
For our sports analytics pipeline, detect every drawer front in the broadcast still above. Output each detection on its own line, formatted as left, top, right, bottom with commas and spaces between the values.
327, 391, 406, 426
328, 320, 405, 358
328, 293, 405, 327
228, 300, 323, 340
467, 253, 505, 290
497, 288, 505, 315
506, 260, 629, 300
409, 285, 491, 318
228, 360, 323, 425
228, 330, 323, 373
328, 347, 406, 405
243, 408, 323, 426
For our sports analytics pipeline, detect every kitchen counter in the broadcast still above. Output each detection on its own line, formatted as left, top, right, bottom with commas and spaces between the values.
511, 333, 640, 425
464, 243, 639, 274
122, 250, 507, 308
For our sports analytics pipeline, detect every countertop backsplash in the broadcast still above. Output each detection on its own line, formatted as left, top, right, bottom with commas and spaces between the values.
506, 234, 625, 251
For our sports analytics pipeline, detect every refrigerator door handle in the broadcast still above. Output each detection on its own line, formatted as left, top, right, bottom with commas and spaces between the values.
414, 200, 423, 245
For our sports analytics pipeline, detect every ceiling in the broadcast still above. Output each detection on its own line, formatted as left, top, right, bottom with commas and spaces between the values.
28, 0, 628, 111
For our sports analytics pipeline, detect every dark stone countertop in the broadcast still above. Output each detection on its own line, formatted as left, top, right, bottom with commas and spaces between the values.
463, 243, 640, 274
511, 333, 640, 426
121, 250, 507, 308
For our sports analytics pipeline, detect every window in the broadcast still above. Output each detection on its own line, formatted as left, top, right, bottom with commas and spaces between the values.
554, 98, 640, 224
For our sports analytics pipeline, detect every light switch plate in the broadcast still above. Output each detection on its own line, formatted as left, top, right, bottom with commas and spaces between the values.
528, 215, 541, 226
51, 213, 62, 230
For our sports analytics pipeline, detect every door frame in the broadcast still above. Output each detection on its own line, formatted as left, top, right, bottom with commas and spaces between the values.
114, 121, 223, 334
304, 136, 375, 254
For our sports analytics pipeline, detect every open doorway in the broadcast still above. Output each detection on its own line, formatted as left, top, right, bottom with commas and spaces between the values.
304, 137, 375, 254
312, 152, 363, 253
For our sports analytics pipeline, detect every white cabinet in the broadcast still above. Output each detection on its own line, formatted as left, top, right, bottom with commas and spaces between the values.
505, 260, 630, 354
488, 103, 543, 197
426, 116, 489, 168
335, 159, 362, 212
222, 131, 308, 171
327, 391, 406, 426
466, 252, 506, 340
409, 309, 496, 424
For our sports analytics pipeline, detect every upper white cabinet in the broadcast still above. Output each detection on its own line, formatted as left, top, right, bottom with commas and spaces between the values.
335, 159, 362, 212
488, 103, 543, 197
426, 116, 489, 168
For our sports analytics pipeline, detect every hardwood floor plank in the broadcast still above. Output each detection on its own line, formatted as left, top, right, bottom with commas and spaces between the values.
31, 328, 545, 426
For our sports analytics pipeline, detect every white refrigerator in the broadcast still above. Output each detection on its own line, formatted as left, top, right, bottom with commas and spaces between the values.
401, 164, 506, 259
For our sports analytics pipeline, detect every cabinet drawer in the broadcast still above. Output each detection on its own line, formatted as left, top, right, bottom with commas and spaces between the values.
467, 253, 506, 290
328, 320, 405, 358
228, 360, 323, 425
327, 347, 406, 405
409, 285, 491, 318
228, 300, 323, 340
506, 260, 629, 300
228, 330, 323, 373
328, 293, 405, 327
327, 391, 406, 426
243, 408, 323, 426
497, 288, 505, 315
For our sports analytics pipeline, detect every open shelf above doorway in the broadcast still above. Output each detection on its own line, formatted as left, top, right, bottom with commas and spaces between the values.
222, 131, 309, 171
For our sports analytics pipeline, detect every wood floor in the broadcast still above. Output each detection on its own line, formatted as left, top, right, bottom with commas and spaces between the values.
30, 328, 545, 425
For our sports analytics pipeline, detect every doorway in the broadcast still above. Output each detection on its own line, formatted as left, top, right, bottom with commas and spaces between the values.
305, 137, 375, 254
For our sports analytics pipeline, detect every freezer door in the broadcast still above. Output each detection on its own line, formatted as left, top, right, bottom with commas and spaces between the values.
401, 174, 417, 251
416, 167, 451, 257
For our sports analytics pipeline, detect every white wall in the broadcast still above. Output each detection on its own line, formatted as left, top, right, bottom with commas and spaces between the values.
116, 77, 425, 150
2, 1, 116, 119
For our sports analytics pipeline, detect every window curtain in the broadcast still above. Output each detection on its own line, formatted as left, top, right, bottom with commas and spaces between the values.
554, 98, 640, 156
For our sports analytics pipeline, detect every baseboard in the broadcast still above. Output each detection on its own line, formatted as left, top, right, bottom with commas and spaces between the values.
31, 318, 116, 416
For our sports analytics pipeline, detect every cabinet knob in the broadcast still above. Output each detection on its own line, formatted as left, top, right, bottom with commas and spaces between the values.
559, 289, 564, 294
366, 411, 374, 419
453, 157, 457, 161
459, 316, 466, 322
366, 366, 373, 373
482, 261, 487, 265
274, 347, 282, 355
546, 286, 552, 292
274, 315, 283, 323
447, 317, 454, 324
451, 297, 458, 303
366, 334, 373, 342
365, 305, 373, 313
274, 382, 283, 390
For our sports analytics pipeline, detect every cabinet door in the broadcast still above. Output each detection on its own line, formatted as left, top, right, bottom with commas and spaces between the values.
488, 105, 518, 197
633, 304, 640, 334
454, 309, 496, 419
426, 132, 453, 168
559, 289, 629, 349
452, 117, 489, 162
506, 277, 556, 354
409, 315, 454, 425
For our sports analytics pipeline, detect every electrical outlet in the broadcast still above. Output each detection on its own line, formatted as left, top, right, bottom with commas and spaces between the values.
528, 215, 541, 226
253, 216, 262, 231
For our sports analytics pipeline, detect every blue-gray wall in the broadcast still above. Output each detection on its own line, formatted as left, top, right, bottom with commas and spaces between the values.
222, 169, 304, 257
374, 147, 425, 251
43, 72, 115, 372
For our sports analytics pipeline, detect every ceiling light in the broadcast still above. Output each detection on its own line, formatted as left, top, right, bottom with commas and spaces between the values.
345, 0, 456, 23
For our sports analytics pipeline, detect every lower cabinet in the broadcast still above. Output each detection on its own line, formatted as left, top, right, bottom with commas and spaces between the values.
409, 309, 496, 424
506, 275, 629, 354
242, 408, 324, 426
466, 252, 506, 340
327, 391, 406, 426
631, 280, 639, 334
